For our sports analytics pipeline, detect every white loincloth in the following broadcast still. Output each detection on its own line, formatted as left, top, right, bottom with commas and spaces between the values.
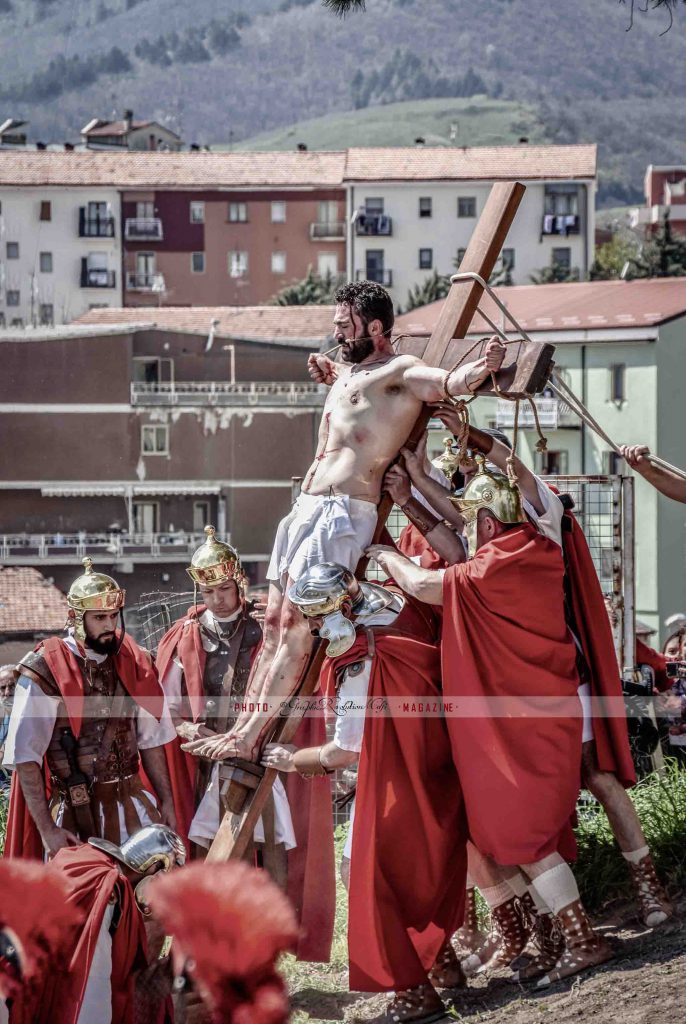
266, 492, 377, 584
577, 681, 595, 744
189, 767, 296, 850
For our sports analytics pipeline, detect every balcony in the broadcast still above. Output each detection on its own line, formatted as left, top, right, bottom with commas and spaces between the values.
130, 380, 325, 408
0, 531, 206, 566
79, 208, 115, 237
124, 217, 163, 241
80, 260, 116, 288
495, 397, 578, 431
356, 268, 393, 286
355, 211, 393, 236
541, 214, 580, 236
126, 272, 157, 291
629, 203, 686, 228
310, 221, 345, 240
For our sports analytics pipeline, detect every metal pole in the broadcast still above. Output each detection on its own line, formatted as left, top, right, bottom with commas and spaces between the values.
621, 475, 636, 676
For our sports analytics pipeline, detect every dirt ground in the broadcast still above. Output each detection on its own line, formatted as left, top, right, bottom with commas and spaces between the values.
288, 898, 686, 1024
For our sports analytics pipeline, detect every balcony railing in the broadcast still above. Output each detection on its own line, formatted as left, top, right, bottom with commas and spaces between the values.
356, 268, 393, 286
0, 531, 206, 565
629, 203, 686, 228
495, 397, 578, 431
541, 214, 580, 236
310, 221, 345, 240
79, 208, 115, 237
126, 272, 156, 291
124, 217, 163, 241
80, 260, 116, 288
130, 380, 325, 408
355, 212, 393, 236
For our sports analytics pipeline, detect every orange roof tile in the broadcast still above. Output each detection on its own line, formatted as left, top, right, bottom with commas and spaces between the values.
344, 144, 597, 182
0, 567, 66, 634
395, 278, 686, 336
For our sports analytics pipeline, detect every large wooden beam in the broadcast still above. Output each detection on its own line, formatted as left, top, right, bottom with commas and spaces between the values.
207, 180, 528, 863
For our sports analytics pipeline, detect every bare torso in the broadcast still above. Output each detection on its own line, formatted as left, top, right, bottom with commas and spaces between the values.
302, 354, 423, 503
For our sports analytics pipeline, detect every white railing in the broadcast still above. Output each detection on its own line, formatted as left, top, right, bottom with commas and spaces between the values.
495, 397, 577, 431
310, 221, 345, 240
124, 217, 163, 241
0, 532, 208, 562
130, 381, 325, 407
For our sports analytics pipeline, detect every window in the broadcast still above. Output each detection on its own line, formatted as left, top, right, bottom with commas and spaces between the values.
132, 501, 159, 533
271, 201, 286, 223
6, 290, 19, 306
364, 197, 384, 214
9, 317, 23, 327
318, 252, 338, 278
40, 200, 52, 222
133, 358, 161, 384
191, 252, 205, 273
552, 247, 571, 270
419, 248, 433, 270
228, 202, 248, 222
228, 251, 248, 278
193, 501, 210, 532
318, 199, 338, 225
609, 363, 626, 403
6, 242, 19, 259
502, 248, 515, 270
39, 251, 53, 273
537, 450, 568, 475
455, 247, 466, 267
0, 313, 4, 327
457, 197, 476, 218
136, 201, 154, 219
271, 251, 286, 274
141, 424, 169, 455
39, 303, 54, 325
603, 451, 623, 475
544, 185, 579, 217
419, 197, 432, 218
190, 201, 205, 224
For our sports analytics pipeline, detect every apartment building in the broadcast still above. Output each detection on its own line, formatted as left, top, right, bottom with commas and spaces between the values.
346, 145, 596, 304
0, 305, 333, 603
397, 277, 686, 636
630, 164, 686, 237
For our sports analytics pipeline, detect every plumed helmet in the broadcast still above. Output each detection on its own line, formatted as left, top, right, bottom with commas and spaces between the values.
187, 525, 245, 591
450, 453, 526, 557
89, 823, 186, 874
67, 557, 125, 644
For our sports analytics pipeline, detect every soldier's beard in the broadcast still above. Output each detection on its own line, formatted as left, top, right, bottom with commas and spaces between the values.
87, 632, 118, 655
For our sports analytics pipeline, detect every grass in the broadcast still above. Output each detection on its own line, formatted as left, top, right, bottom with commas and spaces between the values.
225, 97, 550, 152
0, 788, 7, 855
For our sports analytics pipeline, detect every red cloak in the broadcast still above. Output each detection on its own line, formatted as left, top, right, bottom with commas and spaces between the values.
396, 523, 449, 571
561, 511, 636, 787
4, 634, 168, 861
10, 845, 147, 1024
320, 598, 466, 993
156, 607, 336, 963
442, 523, 582, 866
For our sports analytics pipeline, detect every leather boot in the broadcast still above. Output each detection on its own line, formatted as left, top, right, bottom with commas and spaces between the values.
461, 896, 530, 977
511, 912, 565, 982
384, 983, 446, 1024
536, 899, 612, 987
452, 887, 487, 954
428, 940, 467, 990
627, 853, 673, 928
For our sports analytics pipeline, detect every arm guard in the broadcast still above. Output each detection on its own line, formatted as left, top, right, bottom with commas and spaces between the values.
292, 746, 334, 779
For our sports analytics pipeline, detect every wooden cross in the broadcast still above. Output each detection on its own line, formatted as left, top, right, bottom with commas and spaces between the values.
207, 180, 554, 863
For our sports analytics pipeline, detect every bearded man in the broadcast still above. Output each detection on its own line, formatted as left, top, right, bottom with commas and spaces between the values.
3, 558, 177, 860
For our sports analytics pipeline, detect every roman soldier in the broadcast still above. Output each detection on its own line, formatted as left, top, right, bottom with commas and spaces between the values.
156, 527, 336, 962
3, 558, 178, 860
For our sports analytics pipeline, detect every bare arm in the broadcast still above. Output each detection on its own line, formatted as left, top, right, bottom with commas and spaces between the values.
399, 441, 466, 532
403, 337, 506, 403
366, 545, 445, 606
621, 445, 686, 504
15, 761, 81, 858
261, 741, 357, 772
139, 746, 177, 831
383, 462, 465, 565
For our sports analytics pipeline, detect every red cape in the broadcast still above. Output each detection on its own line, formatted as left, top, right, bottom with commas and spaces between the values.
10, 845, 146, 1024
397, 522, 449, 571
156, 608, 336, 963
5, 635, 175, 861
561, 511, 636, 787
442, 524, 582, 865
321, 602, 466, 992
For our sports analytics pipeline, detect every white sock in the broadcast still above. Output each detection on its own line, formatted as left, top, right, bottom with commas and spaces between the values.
480, 881, 515, 910
529, 883, 552, 914
504, 870, 529, 898
622, 846, 649, 865
530, 863, 580, 917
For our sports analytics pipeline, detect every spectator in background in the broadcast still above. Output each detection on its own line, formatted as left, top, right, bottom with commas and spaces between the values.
663, 630, 685, 659
0, 665, 17, 795
620, 445, 686, 504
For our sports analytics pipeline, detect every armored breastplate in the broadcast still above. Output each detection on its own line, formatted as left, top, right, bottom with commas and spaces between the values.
24, 650, 140, 786
200, 615, 261, 732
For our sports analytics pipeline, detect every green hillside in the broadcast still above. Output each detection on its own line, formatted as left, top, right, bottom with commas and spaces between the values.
230, 97, 549, 152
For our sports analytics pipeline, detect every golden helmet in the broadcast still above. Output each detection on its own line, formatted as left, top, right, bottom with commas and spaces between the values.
187, 526, 244, 590
67, 557, 125, 642
450, 454, 526, 557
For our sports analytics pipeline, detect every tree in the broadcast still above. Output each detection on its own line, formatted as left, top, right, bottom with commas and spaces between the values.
404, 270, 451, 312
628, 213, 686, 279
589, 234, 641, 280
271, 268, 338, 306
529, 263, 580, 285
322, 0, 366, 13
620, 0, 685, 34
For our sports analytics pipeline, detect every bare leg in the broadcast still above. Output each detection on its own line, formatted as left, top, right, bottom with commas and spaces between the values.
243, 583, 285, 702
340, 855, 350, 891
